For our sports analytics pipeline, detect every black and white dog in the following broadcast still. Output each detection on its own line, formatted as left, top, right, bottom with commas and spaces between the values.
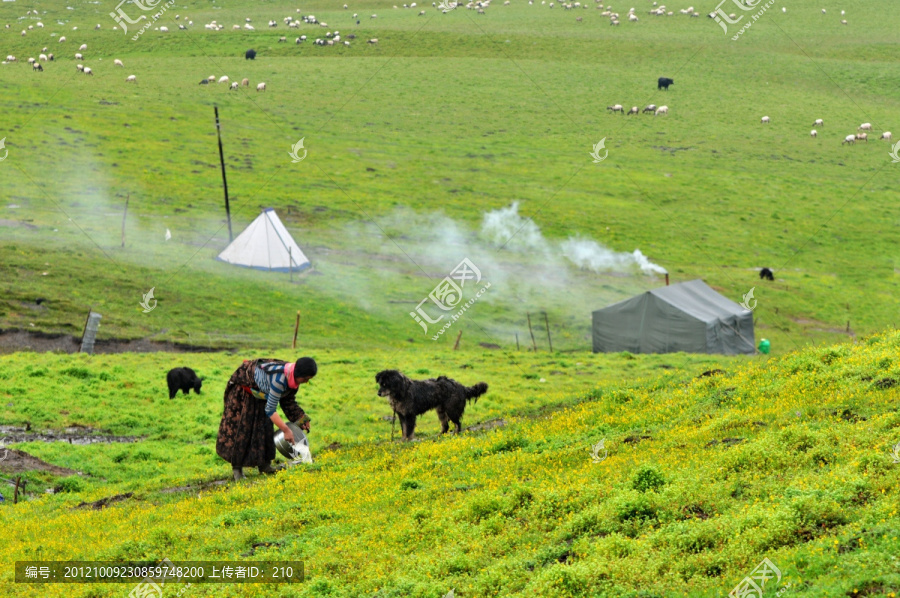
375, 370, 488, 441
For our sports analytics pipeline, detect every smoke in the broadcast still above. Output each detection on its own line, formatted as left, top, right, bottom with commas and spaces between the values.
311, 202, 667, 347
561, 239, 668, 275
481, 202, 667, 275
481, 202, 551, 256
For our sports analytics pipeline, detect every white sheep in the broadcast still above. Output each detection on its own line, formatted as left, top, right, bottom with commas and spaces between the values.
655, 105, 668, 116
880, 132, 892, 141
368, 38, 378, 43
208, 75, 215, 82
642, 104, 656, 113
257, 82, 266, 91
33, 62, 43, 71
75, 53, 83, 60
855, 132, 867, 142
810, 130, 817, 137
59, 36, 66, 43
840, 19, 847, 24
126, 74, 136, 82
27, 57, 35, 64
858, 123, 871, 131
160, 26, 169, 32
79, 43, 87, 51
39, 54, 47, 62
114, 59, 124, 67
841, 134, 855, 145
607, 104, 624, 113
628, 13, 638, 20
37, 22, 43, 27
244, 24, 254, 30
83, 66, 93, 75
218, 75, 229, 83
627, 106, 638, 115
230, 81, 238, 89
813, 118, 823, 127
76, 63, 84, 71
761, 116, 770, 123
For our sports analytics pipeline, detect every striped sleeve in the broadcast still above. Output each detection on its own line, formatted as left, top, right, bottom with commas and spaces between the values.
255, 363, 288, 417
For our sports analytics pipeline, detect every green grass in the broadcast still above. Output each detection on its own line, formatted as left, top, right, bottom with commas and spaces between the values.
3, 0, 900, 595
0, 347, 729, 495
2, 330, 900, 596
2, 0, 899, 352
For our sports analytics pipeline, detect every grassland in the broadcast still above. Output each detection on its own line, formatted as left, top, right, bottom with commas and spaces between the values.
2, 331, 900, 596
1, 0, 899, 353
3, 0, 900, 595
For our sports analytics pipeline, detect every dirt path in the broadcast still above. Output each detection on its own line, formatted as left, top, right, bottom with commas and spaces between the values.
0, 449, 80, 476
0, 328, 225, 355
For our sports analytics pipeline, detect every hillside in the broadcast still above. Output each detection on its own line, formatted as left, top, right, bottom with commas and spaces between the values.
2, 333, 900, 596
2, 0, 900, 353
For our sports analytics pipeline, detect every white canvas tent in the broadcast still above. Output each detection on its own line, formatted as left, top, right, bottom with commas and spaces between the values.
216, 208, 310, 272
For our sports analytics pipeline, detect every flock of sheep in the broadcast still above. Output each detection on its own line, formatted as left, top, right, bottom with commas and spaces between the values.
760, 116, 892, 146
608, 103, 668, 116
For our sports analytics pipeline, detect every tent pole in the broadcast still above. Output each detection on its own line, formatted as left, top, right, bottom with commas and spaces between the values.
214, 106, 233, 242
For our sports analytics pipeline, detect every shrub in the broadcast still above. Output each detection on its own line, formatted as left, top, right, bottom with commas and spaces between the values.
631, 465, 666, 493
61, 367, 92, 379
615, 492, 658, 523
56, 476, 84, 493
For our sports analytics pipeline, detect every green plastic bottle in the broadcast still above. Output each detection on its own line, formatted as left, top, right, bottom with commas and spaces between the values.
758, 338, 771, 354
